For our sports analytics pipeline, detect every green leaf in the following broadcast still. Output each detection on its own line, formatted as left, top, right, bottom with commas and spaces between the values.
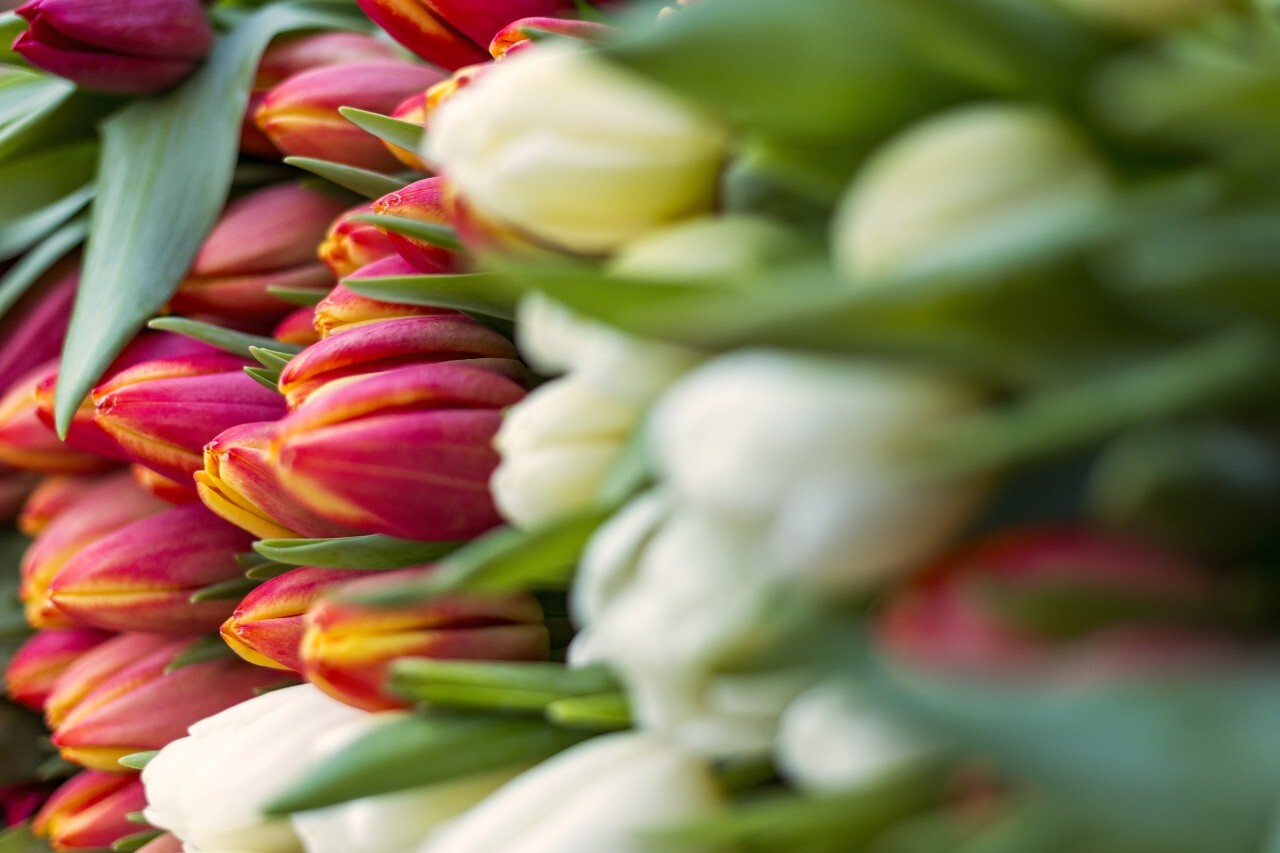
349, 213, 462, 252
543, 693, 633, 732
0, 142, 96, 262
390, 660, 619, 711
117, 751, 159, 771
147, 316, 304, 358
342, 272, 522, 319
338, 106, 425, 153
0, 216, 86, 323
189, 576, 260, 603
263, 712, 591, 813
0, 824, 53, 853
0, 85, 118, 163
54, 1, 363, 436
265, 285, 328, 306
253, 534, 462, 569
244, 366, 281, 391
0, 14, 31, 67
283, 156, 405, 198
244, 561, 296, 581
248, 346, 294, 372
111, 831, 162, 852
164, 635, 235, 673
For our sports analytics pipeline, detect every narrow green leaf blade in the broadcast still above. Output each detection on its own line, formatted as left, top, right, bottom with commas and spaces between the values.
338, 106, 425, 153
111, 831, 162, 852
0, 217, 86, 322
189, 576, 259, 603
265, 285, 328, 306
349, 213, 462, 251
253, 535, 461, 569
164, 635, 235, 673
248, 346, 295, 371
244, 366, 282, 391
283, 156, 405, 198
343, 272, 522, 319
147, 316, 304, 358
117, 751, 159, 771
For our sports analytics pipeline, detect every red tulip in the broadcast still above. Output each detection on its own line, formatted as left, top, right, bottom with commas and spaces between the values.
274, 306, 322, 347
4, 628, 113, 712
372, 177, 463, 274
0, 360, 116, 475
316, 258, 452, 337
318, 203, 398, 278
488, 17, 613, 60
17, 474, 105, 536
0, 261, 77, 397
221, 567, 360, 673
32, 771, 145, 851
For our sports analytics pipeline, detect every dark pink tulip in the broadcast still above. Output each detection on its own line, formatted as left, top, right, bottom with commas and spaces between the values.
489, 16, 613, 60
45, 633, 179, 728
274, 306, 321, 348
0, 781, 56, 829
18, 474, 107, 536
32, 771, 144, 850
0, 261, 77, 397
317, 258, 453, 337
221, 566, 361, 673
0, 360, 116, 476
4, 628, 113, 712
272, 362, 525, 540
372, 177, 464, 274
319, 202, 398, 278
13, 0, 213, 94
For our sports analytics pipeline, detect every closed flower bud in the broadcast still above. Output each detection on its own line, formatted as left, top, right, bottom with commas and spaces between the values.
197, 422, 364, 540
272, 362, 525, 540
319, 203, 398, 278
49, 633, 283, 771
221, 567, 360, 672
302, 567, 549, 710
18, 474, 105, 536
13, 0, 213, 94
255, 60, 446, 172
0, 781, 56, 829
833, 104, 1110, 284
91, 347, 286, 485
279, 314, 520, 409
488, 17, 612, 61
316, 260, 450, 337
355, 0, 570, 70
45, 633, 178, 729
386, 93, 432, 172
372, 177, 464, 273
423, 63, 491, 124
32, 771, 145, 851
0, 361, 117, 475
21, 472, 168, 629
274, 307, 321, 347
0, 261, 77, 398
4, 628, 113, 712
170, 185, 346, 324
427, 42, 729, 255
47, 504, 258, 634
130, 464, 199, 505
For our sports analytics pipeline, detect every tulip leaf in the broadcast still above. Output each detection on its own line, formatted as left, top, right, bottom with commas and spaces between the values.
265, 285, 328, 306
244, 366, 282, 392
54, 2, 369, 437
248, 346, 295, 372
263, 712, 593, 813
146, 316, 304, 358
124, 812, 150, 826
0, 142, 96, 263
253, 534, 461, 570
337, 107, 425, 154
390, 660, 619, 711
165, 635, 237, 673
118, 752, 159, 771
0, 216, 86, 322
0, 14, 30, 67
110, 831, 162, 852
0, 824, 53, 853
543, 693, 633, 731
349, 213, 463, 252
283, 156, 406, 198
342, 272, 522, 319
189, 576, 260, 603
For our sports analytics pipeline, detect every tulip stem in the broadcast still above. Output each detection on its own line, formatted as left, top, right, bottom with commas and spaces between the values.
544, 693, 631, 731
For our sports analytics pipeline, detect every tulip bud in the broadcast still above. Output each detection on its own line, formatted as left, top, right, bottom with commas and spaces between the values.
130, 464, 199, 505
50, 635, 284, 772
274, 307, 322, 348
32, 771, 146, 851
316, 260, 450, 337
47, 503, 258, 634
0, 781, 56, 829
833, 104, 1110, 284
91, 348, 286, 485
4, 628, 113, 712
302, 567, 549, 711
427, 41, 729, 254
488, 17, 613, 61
0, 361, 116, 475
318, 203, 398, 278
423, 62, 491, 125
45, 633, 176, 729
0, 261, 77, 397
385, 93, 431, 172
278, 314, 520, 409
371, 177, 464, 273
221, 567, 360, 673
13, 0, 213, 94
170, 185, 346, 324
21, 472, 168, 629
196, 422, 364, 540
355, 0, 571, 70
18, 474, 104, 536
255, 61, 446, 172
272, 362, 525, 540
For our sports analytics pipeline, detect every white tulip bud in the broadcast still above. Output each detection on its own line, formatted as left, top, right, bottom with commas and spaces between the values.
427, 42, 729, 255
608, 215, 803, 283
833, 104, 1109, 283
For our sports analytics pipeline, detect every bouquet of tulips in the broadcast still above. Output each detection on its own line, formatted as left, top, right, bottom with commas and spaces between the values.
2, 0, 1280, 850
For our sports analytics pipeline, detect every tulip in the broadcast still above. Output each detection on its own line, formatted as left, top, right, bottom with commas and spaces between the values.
130, 464, 199, 505
48, 633, 284, 771
278, 314, 521, 409
301, 567, 549, 711
417, 731, 726, 853
274, 306, 321, 347
0, 260, 77, 397
255, 60, 446, 172
354, 0, 570, 70
221, 567, 358, 673
0, 465, 41, 523
0, 361, 116, 475
90, 347, 286, 485
371, 177, 464, 273
319, 203, 398, 278
12, 0, 213, 94
833, 104, 1110, 284
45, 633, 178, 728
47, 503, 258, 634
20, 471, 168, 629
272, 362, 526, 540
488, 17, 613, 61
0, 782, 55, 828
386, 93, 431, 172
423, 62, 490, 124
169, 184, 347, 324
4, 628, 113, 712
17, 474, 104, 536
427, 42, 729, 254
316, 259, 451, 337
32, 771, 146, 851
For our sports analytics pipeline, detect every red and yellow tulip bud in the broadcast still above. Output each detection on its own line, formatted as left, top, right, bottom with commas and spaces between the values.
424, 62, 491, 123
386, 93, 432, 172
91, 350, 286, 485
196, 422, 364, 540
354, 0, 570, 70
488, 17, 613, 61
0, 361, 117, 475
18, 474, 105, 536
13, 0, 213, 94
51, 642, 284, 771
0, 260, 77, 398
372, 177, 464, 274
21, 472, 168, 629
272, 362, 525, 541
170, 184, 345, 324
47, 504, 258, 634
130, 464, 199, 505
221, 567, 360, 673
318, 203, 398, 278
32, 771, 146, 851
316, 259, 452, 337
275, 307, 322, 348
45, 633, 178, 729
1, 781, 56, 829
278, 314, 520, 409
302, 566, 549, 710
4, 628, 113, 712
255, 60, 446, 172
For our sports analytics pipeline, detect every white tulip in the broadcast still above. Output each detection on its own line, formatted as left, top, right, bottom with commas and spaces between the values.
833, 104, 1109, 283
417, 731, 725, 853
427, 42, 728, 255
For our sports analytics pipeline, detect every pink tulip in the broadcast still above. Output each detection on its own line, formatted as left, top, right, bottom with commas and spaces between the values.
221, 567, 361, 673
316, 258, 452, 337
318, 203, 398, 278
13, 0, 213, 94
130, 464, 200, 505
45, 633, 176, 728
17, 474, 105, 536
488, 16, 613, 60
386, 92, 432, 172
274, 306, 321, 348
272, 362, 525, 540
0, 360, 117, 475
0, 782, 56, 829
4, 628, 113, 712
32, 771, 145, 850
371, 177, 463, 274
0, 261, 77, 397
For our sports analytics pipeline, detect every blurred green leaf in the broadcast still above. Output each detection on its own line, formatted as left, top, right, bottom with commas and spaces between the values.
343, 272, 521, 319
147, 316, 304, 358
111, 831, 162, 852
265, 285, 328, 306
543, 693, 632, 731
117, 751, 158, 771
0, 216, 86, 323
165, 635, 236, 673
338, 107, 424, 153
0, 13, 30, 67
0, 85, 119, 163
283, 156, 405, 198
0, 824, 53, 853
350, 213, 461, 251
253, 534, 461, 569
0, 142, 96, 263
54, 1, 365, 436
189, 576, 259, 603
391, 660, 619, 711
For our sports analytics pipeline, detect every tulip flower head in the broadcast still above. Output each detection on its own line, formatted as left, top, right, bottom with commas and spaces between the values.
221, 567, 361, 673
319, 203, 399, 278
386, 93, 432, 172
0, 360, 117, 475
315, 262, 453, 337
372, 177, 464, 273
274, 307, 322, 347
4, 628, 112, 712
33, 771, 146, 852
18, 474, 106, 536
0, 261, 77, 398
